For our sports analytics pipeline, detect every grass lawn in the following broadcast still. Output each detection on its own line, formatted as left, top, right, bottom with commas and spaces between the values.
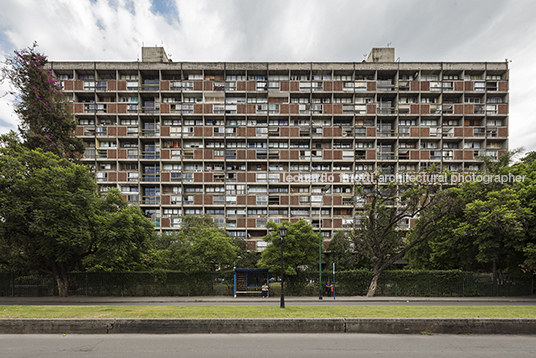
1, 305, 535, 319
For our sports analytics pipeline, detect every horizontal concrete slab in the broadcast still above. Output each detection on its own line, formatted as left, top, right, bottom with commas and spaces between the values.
344, 318, 536, 335
1, 318, 536, 335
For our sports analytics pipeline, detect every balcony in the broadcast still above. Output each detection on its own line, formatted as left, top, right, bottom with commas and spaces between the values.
141, 106, 159, 114
141, 196, 160, 205
378, 152, 396, 160
142, 174, 160, 182
141, 151, 160, 160
84, 103, 106, 113
377, 129, 395, 137
377, 107, 396, 114
142, 80, 159, 91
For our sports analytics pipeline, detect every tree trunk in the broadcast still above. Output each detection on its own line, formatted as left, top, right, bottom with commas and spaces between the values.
55, 275, 69, 297
52, 262, 69, 297
366, 271, 381, 297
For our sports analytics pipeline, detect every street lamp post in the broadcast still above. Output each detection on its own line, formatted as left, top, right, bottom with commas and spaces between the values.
319, 184, 330, 300
278, 224, 287, 309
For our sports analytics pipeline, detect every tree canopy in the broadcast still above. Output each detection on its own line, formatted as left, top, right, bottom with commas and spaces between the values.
82, 190, 156, 272
154, 214, 239, 272
350, 169, 475, 297
1, 42, 84, 160
257, 219, 320, 278
0, 135, 155, 296
408, 152, 534, 273
326, 230, 362, 271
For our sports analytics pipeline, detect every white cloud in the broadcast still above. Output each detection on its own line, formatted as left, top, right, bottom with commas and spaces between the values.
1, 0, 535, 152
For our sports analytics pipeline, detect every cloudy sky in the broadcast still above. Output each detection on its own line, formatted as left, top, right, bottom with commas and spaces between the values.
1, 0, 535, 153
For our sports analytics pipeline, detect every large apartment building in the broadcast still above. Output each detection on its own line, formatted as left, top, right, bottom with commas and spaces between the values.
49, 47, 509, 250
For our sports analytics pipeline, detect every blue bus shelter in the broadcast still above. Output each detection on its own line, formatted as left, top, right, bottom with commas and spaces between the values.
233, 268, 269, 298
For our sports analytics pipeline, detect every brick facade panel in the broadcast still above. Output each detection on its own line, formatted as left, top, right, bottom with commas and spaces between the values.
420, 81, 430, 91
420, 151, 430, 160
464, 81, 474, 91
464, 104, 474, 114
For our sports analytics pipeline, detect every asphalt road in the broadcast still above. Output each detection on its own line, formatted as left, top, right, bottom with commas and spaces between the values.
14, 301, 535, 306
1, 296, 536, 306
1, 334, 535, 358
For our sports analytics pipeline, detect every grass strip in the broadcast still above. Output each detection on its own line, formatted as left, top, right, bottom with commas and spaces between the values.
1, 306, 535, 319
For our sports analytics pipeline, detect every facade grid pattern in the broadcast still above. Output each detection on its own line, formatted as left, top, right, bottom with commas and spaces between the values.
49, 48, 509, 250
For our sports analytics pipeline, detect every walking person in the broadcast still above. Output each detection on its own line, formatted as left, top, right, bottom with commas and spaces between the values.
325, 281, 332, 297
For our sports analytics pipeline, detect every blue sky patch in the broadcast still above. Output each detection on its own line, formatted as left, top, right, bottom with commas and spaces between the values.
150, 0, 179, 24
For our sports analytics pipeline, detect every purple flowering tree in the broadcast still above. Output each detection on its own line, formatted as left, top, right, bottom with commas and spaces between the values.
2, 42, 84, 160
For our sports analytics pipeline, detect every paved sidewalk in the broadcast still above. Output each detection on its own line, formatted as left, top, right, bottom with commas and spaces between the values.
1, 295, 535, 305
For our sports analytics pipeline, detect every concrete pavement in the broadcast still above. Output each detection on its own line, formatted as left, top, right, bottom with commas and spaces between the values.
1, 294, 536, 305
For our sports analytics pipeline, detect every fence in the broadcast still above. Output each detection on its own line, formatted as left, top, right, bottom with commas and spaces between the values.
0, 270, 533, 297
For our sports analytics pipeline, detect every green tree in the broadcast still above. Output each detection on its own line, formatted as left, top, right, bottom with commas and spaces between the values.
0, 135, 155, 296
351, 174, 470, 297
258, 220, 320, 278
1, 43, 84, 160
155, 214, 239, 272
512, 153, 536, 270
408, 152, 533, 273
326, 230, 361, 271
0, 135, 96, 296
520, 151, 536, 166
454, 188, 529, 271
82, 189, 156, 272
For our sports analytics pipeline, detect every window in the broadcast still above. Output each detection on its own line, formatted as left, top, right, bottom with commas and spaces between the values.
421, 119, 437, 126
99, 141, 116, 148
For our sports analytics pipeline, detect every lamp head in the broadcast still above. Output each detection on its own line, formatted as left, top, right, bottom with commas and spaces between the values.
278, 224, 288, 239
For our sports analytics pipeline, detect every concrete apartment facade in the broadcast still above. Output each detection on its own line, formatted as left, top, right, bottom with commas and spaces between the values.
48, 47, 509, 250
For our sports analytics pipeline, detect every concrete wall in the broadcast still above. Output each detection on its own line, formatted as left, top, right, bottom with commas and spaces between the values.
367, 48, 395, 62
1, 318, 535, 334
142, 47, 169, 63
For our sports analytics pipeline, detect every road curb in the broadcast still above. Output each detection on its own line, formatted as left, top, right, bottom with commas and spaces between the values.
1, 318, 536, 334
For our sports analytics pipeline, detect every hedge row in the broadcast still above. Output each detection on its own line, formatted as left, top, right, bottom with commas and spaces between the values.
0, 270, 532, 297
